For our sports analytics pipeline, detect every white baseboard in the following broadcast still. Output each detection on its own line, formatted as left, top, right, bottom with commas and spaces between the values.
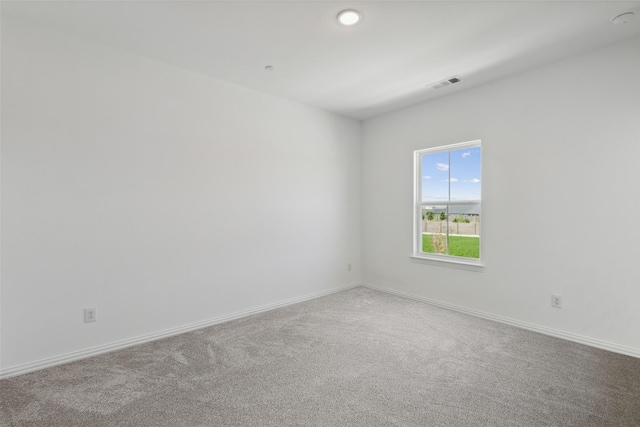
0, 283, 361, 380
363, 282, 640, 360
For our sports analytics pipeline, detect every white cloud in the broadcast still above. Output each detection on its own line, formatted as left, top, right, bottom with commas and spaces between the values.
445, 178, 459, 182
423, 175, 431, 179
464, 178, 480, 183
436, 163, 449, 171
462, 151, 471, 158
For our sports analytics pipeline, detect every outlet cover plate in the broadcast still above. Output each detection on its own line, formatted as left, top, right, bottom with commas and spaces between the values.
84, 307, 97, 323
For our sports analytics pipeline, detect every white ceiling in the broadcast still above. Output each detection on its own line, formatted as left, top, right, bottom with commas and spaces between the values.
3, 1, 640, 120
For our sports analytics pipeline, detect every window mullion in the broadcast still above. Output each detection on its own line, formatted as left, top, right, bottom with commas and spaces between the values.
446, 151, 450, 255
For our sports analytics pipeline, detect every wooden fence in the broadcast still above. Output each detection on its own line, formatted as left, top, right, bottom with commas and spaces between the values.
423, 219, 479, 236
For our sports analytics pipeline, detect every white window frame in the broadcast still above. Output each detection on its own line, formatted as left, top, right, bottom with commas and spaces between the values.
411, 140, 484, 272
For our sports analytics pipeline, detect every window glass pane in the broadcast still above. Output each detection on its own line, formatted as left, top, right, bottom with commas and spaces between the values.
447, 233, 480, 259
448, 204, 480, 259
448, 204, 480, 237
421, 205, 448, 255
421, 151, 449, 202
449, 147, 481, 201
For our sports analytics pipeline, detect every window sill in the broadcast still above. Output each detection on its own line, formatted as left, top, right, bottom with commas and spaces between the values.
410, 255, 484, 272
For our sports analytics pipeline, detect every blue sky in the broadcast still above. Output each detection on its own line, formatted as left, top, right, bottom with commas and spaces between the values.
421, 147, 481, 202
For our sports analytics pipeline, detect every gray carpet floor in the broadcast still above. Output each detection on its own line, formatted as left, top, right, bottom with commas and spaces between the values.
1, 287, 640, 426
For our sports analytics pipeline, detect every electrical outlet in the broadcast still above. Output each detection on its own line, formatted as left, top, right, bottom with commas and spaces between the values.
84, 307, 97, 323
551, 295, 562, 309
348, 263, 352, 271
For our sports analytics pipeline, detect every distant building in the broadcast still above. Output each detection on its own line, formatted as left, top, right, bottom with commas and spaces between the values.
423, 204, 480, 217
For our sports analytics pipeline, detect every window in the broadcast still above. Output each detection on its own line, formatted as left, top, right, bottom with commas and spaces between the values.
412, 140, 483, 270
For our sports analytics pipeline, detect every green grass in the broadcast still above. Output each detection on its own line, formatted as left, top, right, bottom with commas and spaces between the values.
422, 234, 480, 259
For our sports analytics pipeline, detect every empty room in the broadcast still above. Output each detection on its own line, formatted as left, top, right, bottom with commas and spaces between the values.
1, 1, 639, 425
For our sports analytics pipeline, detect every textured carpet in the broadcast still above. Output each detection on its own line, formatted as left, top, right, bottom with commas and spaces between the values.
1, 287, 640, 426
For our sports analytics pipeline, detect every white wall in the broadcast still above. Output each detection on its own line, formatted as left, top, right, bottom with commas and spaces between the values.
0, 17, 361, 371
362, 37, 640, 353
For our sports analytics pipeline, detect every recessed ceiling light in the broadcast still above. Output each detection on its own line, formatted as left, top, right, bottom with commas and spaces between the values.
611, 11, 635, 26
337, 10, 361, 26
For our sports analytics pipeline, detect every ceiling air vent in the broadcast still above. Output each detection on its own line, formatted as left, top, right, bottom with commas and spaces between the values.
428, 76, 461, 90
